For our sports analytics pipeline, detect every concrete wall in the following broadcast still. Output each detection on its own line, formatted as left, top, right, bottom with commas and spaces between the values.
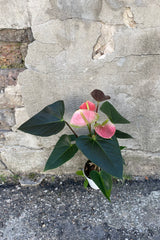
0, 0, 160, 176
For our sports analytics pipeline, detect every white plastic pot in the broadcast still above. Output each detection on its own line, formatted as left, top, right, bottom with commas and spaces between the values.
83, 169, 99, 190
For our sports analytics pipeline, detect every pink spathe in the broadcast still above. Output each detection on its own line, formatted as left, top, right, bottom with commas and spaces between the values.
95, 121, 116, 139
79, 101, 96, 111
70, 109, 98, 127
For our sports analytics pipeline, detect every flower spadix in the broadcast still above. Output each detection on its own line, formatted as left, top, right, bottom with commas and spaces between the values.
70, 109, 99, 127
94, 120, 116, 139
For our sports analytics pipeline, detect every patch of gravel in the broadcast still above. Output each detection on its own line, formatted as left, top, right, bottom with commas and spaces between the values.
0, 175, 160, 240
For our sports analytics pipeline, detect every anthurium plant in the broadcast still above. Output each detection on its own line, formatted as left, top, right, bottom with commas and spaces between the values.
18, 89, 132, 201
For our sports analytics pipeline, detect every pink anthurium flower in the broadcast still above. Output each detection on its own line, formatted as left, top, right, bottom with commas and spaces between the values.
79, 101, 96, 111
70, 109, 99, 127
94, 120, 116, 139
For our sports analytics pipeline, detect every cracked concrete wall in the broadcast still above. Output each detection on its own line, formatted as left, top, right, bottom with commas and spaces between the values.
0, 0, 160, 176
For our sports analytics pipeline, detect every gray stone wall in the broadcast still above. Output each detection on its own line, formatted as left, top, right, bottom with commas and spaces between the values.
0, 0, 160, 176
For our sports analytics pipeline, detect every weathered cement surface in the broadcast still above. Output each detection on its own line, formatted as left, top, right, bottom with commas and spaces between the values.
0, 177, 160, 239
0, 0, 160, 175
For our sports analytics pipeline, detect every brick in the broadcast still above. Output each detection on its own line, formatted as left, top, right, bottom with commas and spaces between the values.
0, 69, 24, 110
0, 28, 34, 43
0, 85, 23, 109
0, 69, 24, 91
0, 28, 30, 132
0, 42, 27, 69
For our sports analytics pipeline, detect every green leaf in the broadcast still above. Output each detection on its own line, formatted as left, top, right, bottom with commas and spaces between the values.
44, 135, 78, 171
84, 179, 89, 188
76, 135, 123, 179
18, 100, 65, 136
76, 170, 84, 176
100, 101, 130, 124
90, 170, 112, 201
115, 130, 133, 139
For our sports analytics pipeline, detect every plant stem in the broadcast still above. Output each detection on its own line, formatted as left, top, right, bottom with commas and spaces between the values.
87, 124, 92, 137
96, 102, 100, 113
65, 121, 78, 138
95, 101, 100, 136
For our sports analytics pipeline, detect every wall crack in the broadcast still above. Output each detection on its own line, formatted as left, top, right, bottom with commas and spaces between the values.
0, 158, 14, 175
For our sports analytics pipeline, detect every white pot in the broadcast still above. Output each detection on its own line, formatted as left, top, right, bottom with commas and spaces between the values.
83, 169, 99, 190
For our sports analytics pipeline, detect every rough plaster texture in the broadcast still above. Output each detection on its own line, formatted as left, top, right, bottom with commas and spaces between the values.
0, 0, 160, 175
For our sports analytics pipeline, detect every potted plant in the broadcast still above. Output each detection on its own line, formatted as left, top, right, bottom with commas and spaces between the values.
18, 89, 132, 201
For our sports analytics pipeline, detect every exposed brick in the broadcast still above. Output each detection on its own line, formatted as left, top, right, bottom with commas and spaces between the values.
0, 28, 34, 43
0, 109, 15, 130
0, 69, 24, 91
0, 42, 28, 69
0, 28, 33, 132
0, 85, 23, 109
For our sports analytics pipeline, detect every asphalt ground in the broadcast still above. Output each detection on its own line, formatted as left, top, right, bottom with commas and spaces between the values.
0, 175, 160, 240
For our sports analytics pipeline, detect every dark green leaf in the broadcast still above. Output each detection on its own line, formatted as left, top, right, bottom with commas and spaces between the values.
90, 170, 112, 201
100, 101, 130, 124
44, 135, 78, 171
115, 130, 133, 139
76, 135, 123, 179
120, 146, 126, 150
18, 100, 65, 136
69, 134, 77, 142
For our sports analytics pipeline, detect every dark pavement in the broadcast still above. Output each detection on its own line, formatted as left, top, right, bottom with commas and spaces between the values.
0, 175, 160, 240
